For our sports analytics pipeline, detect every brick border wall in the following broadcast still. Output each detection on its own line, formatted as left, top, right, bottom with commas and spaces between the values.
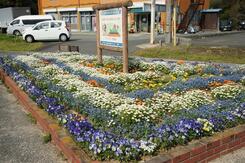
146, 125, 245, 163
0, 69, 91, 163
1, 69, 245, 163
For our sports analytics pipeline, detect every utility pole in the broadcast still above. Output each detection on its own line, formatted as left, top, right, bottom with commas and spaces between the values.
165, 0, 172, 44
173, 0, 177, 46
150, 0, 156, 44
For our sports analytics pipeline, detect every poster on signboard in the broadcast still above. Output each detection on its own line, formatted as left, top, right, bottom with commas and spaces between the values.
99, 8, 123, 48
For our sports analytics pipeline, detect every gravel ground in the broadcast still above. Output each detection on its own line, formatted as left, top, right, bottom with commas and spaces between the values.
0, 82, 67, 163
210, 147, 245, 163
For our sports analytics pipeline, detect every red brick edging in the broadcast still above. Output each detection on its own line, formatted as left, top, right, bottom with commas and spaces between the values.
145, 125, 245, 163
1, 69, 245, 163
0, 69, 91, 163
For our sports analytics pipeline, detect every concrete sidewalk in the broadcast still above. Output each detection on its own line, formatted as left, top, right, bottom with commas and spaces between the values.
210, 147, 245, 163
177, 30, 244, 39
0, 80, 67, 163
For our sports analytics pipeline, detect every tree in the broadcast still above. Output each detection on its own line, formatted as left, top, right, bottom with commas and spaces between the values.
210, 0, 245, 27
0, 0, 38, 14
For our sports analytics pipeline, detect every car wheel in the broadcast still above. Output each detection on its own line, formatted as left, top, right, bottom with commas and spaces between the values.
60, 34, 68, 42
25, 35, 34, 43
13, 30, 21, 36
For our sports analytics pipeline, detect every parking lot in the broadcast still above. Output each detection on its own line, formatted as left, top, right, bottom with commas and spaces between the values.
39, 31, 245, 55
40, 32, 152, 55
191, 32, 245, 48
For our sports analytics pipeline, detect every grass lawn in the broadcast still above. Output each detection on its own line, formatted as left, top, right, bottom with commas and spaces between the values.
134, 46, 245, 64
0, 34, 43, 52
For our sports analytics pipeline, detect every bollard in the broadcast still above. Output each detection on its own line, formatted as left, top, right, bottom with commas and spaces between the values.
58, 45, 79, 52
58, 44, 70, 52
70, 46, 79, 52
159, 40, 163, 47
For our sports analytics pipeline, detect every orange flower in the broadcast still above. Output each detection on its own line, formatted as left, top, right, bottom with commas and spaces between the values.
177, 60, 185, 65
86, 63, 94, 68
224, 80, 234, 84
42, 59, 50, 65
86, 80, 103, 88
105, 64, 115, 69
135, 99, 144, 105
97, 68, 112, 75
208, 81, 223, 87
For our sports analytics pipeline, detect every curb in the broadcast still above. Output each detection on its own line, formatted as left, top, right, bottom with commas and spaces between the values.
145, 125, 245, 163
0, 69, 91, 163
0, 68, 245, 163
178, 31, 244, 39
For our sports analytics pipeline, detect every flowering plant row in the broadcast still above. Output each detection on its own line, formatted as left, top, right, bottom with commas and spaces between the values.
32, 52, 245, 94
0, 58, 157, 161
0, 53, 245, 161
8, 55, 244, 125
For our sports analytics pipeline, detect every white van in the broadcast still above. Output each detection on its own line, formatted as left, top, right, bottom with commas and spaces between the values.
7, 15, 54, 36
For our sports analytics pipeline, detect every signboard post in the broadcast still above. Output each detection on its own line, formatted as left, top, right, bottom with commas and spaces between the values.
93, 0, 132, 73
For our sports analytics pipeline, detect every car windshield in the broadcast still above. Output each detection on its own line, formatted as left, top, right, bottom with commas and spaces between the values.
10, 19, 20, 26
220, 20, 230, 26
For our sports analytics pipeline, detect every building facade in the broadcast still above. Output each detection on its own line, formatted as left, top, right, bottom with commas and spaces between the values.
38, 0, 210, 32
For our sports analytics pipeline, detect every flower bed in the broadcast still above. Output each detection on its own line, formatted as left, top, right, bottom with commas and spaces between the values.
0, 53, 245, 161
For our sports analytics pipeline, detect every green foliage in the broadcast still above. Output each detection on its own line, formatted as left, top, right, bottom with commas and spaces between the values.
210, 0, 245, 27
43, 133, 52, 143
27, 113, 37, 124
0, 34, 43, 52
134, 46, 245, 64
211, 84, 244, 99
0, 0, 38, 14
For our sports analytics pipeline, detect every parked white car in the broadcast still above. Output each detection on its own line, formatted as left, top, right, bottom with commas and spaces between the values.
7, 15, 54, 36
22, 20, 71, 43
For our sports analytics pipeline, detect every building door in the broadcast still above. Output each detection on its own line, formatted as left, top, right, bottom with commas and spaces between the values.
85, 16, 91, 31
81, 11, 94, 31
81, 16, 91, 31
201, 13, 218, 30
140, 14, 150, 32
81, 16, 86, 31
136, 14, 140, 32
92, 16, 96, 32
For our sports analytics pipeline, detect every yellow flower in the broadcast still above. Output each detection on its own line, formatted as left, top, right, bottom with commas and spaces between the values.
184, 72, 189, 78
171, 75, 177, 81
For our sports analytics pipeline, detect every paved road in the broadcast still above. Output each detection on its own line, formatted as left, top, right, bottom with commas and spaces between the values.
40, 32, 155, 56
0, 81, 67, 163
210, 147, 245, 163
39, 31, 245, 56
192, 32, 245, 48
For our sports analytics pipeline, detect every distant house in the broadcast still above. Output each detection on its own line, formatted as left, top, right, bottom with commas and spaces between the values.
200, 9, 222, 31
177, 0, 210, 32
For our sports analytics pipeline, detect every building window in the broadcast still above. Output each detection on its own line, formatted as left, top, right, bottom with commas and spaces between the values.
80, 11, 95, 31
60, 11, 77, 24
